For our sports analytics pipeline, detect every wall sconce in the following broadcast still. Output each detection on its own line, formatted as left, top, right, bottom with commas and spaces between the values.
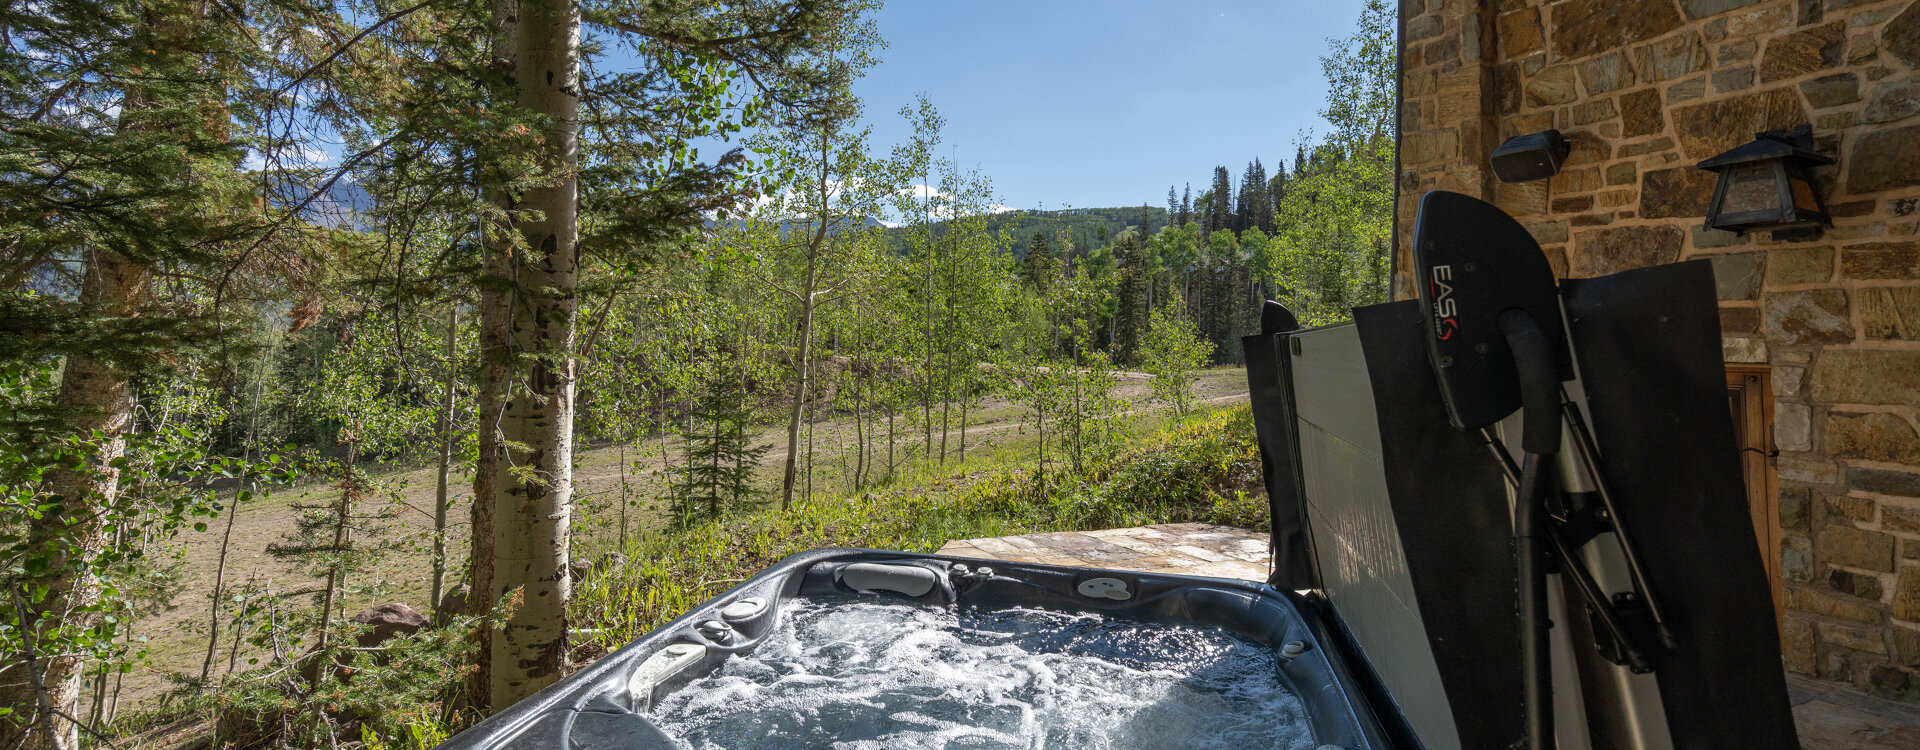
1696, 125, 1833, 236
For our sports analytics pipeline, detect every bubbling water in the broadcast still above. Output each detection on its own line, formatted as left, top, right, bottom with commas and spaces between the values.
649, 597, 1315, 750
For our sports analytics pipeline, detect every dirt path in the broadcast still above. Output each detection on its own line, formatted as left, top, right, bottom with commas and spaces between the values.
113, 367, 1251, 708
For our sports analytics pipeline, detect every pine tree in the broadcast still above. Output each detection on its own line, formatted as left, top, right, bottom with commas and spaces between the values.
1207, 166, 1234, 238
674, 366, 769, 524
1242, 159, 1274, 234
1022, 232, 1057, 293
1179, 183, 1193, 227
1111, 234, 1150, 364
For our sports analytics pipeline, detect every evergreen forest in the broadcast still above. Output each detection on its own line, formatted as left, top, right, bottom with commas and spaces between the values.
0, 0, 1395, 746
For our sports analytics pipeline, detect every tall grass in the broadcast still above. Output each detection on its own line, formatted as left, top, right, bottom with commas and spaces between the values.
568, 405, 1266, 656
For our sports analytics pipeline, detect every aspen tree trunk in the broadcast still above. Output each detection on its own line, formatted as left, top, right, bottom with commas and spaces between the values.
0, 0, 220, 733
430, 307, 458, 618
0, 248, 148, 750
779, 142, 829, 510
489, 0, 579, 707
202, 343, 268, 686
780, 292, 814, 510
468, 0, 518, 711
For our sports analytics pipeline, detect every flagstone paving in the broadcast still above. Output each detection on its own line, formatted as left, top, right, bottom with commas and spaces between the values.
939, 524, 1920, 748
937, 522, 1271, 581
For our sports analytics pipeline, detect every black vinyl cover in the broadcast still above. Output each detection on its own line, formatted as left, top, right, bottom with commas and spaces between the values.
1353, 300, 1527, 749
1243, 331, 1319, 592
1561, 260, 1798, 748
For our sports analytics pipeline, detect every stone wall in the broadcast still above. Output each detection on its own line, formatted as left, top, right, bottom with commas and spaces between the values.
1396, 0, 1920, 697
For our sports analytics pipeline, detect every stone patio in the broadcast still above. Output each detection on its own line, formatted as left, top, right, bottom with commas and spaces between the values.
939, 524, 1920, 749
936, 522, 1271, 581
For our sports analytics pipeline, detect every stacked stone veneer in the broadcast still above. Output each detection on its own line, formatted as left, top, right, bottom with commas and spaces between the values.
1395, 0, 1920, 697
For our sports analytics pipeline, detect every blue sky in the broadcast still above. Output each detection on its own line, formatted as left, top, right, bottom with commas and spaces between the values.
851, 1, 1367, 212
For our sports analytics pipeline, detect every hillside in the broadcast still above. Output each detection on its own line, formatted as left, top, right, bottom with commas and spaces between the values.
882, 205, 1170, 257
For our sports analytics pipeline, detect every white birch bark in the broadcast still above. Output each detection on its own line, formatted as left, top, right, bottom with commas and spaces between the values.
489, 0, 579, 708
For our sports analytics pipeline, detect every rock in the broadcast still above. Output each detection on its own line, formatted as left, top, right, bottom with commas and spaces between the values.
1892, 626, 1920, 669
1523, 220, 1568, 245
1578, 52, 1634, 96
1840, 242, 1920, 280
1606, 162, 1637, 186
1760, 21, 1845, 81
1784, 535, 1814, 581
1865, 78, 1920, 125
1551, 0, 1683, 60
568, 559, 592, 583
1831, 568, 1886, 601
1828, 412, 1920, 464
435, 584, 471, 627
1671, 88, 1808, 160
1723, 335, 1770, 363
1525, 65, 1579, 106
1802, 73, 1861, 109
1887, 1, 1920, 69
1571, 98, 1618, 126
1779, 455, 1837, 483
1897, 567, 1920, 620
1710, 252, 1765, 300
350, 603, 428, 648
1639, 167, 1716, 219
1498, 8, 1543, 57
1783, 617, 1818, 675
1764, 245, 1833, 285
1713, 66, 1755, 94
1775, 365, 1806, 396
1819, 524, 1895, 572
1831, 200, 1877, 218
1405, 13, 1443, 42
1848, 126, 1920, 193
1717, 38, 1757, 65
1776, 403, 1814, 451
1861, 287, 1920, 340
1764, 289, 1852, 345
1850, 468, 1920, 499
1869, 665, 1918, 701
1402, 130, 1458, 165
1887, 506, 1920, 535
1637, 32, 1710, 83
1811, 350, 1920, 405
1694, 225, 1746, 249
1821, 622, 1889, 655
1551, 166, 1605, 193
1791, 585, 1880, 622
1552, 195, 1594, 214
1823, 649, 1853, 682
1680, 0, 1763, 20
1826, 493, 1875, 523
599, 551, 629, 570
1720, 305, 1760, 333
1571, 225, 1683, 276
1781, 487, 1811, 531
1668, 77, 1708, 103
1620, 88, 1666, 136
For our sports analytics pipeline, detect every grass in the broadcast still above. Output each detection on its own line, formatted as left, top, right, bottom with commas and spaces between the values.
568, 404, 1266, 659
106, 370, 1263, 747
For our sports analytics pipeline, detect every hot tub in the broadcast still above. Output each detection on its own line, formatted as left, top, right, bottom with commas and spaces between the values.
439, 548, 1393, 749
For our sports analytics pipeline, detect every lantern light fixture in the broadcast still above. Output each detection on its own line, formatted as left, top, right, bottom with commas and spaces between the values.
1696, 124, 1833, 236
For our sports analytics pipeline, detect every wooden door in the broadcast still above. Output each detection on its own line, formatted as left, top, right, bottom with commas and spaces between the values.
1726, 366, 1784, 629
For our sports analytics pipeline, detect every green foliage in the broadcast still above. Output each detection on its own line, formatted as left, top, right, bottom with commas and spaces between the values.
1270, 0, 1397, 324
570, 405, 1266, 652
1139, 306, 1214, 416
